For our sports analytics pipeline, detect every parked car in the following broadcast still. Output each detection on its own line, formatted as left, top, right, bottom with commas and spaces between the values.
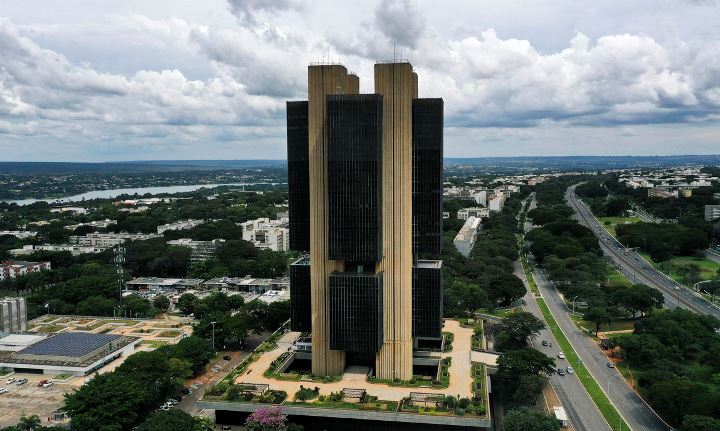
566, 366, 574, 374
541, 340, 548, 347
557, 368, 565, 376
607, 362, 615, 368
5, 377, 15, 384
223, 355, 232, 361
0, 387, 7, 394
37, 380, 48, 387
557, 352, 565, 359
42, 381, 54, 388
16, 378, 27, 386
180, 388, 190, 395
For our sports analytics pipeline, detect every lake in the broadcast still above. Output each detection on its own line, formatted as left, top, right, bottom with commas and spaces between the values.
4, 183, 276, 206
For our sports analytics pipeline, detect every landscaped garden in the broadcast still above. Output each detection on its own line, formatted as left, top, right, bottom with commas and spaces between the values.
368, 357, 451, 388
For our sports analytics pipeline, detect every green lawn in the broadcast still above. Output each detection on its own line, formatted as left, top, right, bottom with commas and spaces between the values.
607, 270, 633, 288
597, 216, 640, 237
534, 296, 628, 430
639, 253, 720, 285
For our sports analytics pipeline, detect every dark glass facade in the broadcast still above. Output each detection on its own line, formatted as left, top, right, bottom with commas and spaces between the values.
412, 98, 444, 256
287, 101, 310, 252
412, 261, 443, 339
329, 271, 383, 353
290, 257, 311, 332
326, 94, 383, 262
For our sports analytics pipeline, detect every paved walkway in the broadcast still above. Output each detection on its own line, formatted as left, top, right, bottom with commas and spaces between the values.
234, 320, 474, 402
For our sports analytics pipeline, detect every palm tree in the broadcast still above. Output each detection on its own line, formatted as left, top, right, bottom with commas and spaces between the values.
17, 415, 41, 431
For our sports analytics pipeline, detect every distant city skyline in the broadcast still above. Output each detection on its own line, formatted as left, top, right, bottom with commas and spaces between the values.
1, 0, 720, 161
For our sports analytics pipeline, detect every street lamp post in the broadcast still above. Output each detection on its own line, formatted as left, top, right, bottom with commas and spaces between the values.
211, 321, 217, 350
572, 296, 579, 315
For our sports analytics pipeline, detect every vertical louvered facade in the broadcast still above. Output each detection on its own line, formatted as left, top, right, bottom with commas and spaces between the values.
290, 257, 311, 332
287, 101, 310, 252
412, 98, 444, 256
287, 61, 443, 381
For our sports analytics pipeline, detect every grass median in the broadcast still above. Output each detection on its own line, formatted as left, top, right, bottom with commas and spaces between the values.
535, 295, 628, 431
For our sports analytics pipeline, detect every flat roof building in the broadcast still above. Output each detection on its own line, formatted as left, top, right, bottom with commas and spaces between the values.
1, 261, 51, 281
453, 216, 481, 257
0, 332, 140, 376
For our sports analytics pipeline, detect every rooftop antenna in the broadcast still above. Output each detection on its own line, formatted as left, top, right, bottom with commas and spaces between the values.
393, 43, 396, 62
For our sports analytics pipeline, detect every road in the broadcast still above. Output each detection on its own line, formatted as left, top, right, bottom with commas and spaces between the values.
533, 268, 670, 431
566, 184, 720, 319
178, 332, 267, 415
515, 262, 611, 431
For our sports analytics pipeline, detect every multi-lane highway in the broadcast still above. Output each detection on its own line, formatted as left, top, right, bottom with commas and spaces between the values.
566, 184, 720, 320
516, 262, 611, 431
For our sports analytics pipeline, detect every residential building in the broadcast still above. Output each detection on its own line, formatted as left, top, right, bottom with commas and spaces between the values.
1, 261, 51, 281
167, 238, 225, 262
69, 232, 161, 247
0, 230, 37, 239
0, 297, 27, 332
50, 207, 87, 215
713, 192, 720, 200
457, 207, 489, 220
453, 216, 481, 257
648, 187, 678, 199
473, 190, 487, 206
488, 194, 506, 212
157, 219, 205, 234
706, 205, 720, 222
240, 218, 290, 252
10, 244, 106, 256
64, 219, 117, 231
287, 61, 443, 380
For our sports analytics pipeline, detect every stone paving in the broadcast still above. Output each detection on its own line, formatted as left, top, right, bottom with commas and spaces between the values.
234, 319, 479, 402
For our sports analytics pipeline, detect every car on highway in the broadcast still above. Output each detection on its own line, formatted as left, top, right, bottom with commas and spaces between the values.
223, 355, 232, 361
566, 366, 574, 374
607, 362, 615, 368
5, 377, 15, 384
15, 378, 27, 386
557, 351, 565, 359
541, 340, 548, 346
557, 368, 565, 376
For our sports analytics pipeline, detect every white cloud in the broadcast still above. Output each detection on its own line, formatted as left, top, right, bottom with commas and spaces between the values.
0, 0, 719, 161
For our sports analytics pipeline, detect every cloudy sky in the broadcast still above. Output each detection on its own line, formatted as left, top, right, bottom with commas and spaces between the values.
1, 0, 719, 161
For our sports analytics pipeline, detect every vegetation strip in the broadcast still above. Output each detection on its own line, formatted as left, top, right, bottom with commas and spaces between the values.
523, 258, 629, 430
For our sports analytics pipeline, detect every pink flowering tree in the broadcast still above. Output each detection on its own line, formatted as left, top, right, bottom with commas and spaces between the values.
245, 407, 288, 431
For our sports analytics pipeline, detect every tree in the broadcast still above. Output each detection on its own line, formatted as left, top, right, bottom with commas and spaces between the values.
16, 415, 42, 431
176, 293, 198, 315
138, 410, 197, 431
153, 295, 170, 312
682, 415, 720, 431
584, 307, 611, 336
646, 379, 710, 427
161, 336, 214, 375
168, 357, 193, 380
245, 407, 292, 431
504, 407, 560, 431
495, 348, 556, 406
496, 311, 545, 350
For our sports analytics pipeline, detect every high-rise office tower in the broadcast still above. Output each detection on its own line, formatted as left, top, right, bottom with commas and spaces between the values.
288, 61, 443, 380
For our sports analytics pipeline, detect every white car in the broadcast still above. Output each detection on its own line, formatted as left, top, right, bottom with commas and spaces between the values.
0, 387, 8, 394
5, 377, 15, 384
566, 366, 575, 374
42, 381, 53, 388
557, 352, 566, 359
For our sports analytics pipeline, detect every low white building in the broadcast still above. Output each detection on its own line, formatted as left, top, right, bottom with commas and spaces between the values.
453, 216, 481, 257
10, 244, 107, 256
157, 219, 205, 234
64, 219, 117, 231
167, 238, 225, 262
0, 230, 37, 239
457, 207, 489, 220
69, 232, 161, 248
1, 261, 51, 281
706, 205, 720, 222
488, 195, 506, 212
241, 218, 290, 252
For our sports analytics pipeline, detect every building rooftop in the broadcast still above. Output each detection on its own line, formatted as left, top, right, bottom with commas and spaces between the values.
17, 332, 121, 358
0, 333, 46, 347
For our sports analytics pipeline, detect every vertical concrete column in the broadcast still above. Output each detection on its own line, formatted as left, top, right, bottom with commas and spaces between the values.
374, 63, 417, 380
308, 65, 358, 376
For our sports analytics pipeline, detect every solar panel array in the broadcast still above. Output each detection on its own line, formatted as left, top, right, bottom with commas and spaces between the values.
18, 332, 121, 357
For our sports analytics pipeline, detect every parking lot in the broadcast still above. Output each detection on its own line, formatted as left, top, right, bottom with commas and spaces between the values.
0, 373, 83, 427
